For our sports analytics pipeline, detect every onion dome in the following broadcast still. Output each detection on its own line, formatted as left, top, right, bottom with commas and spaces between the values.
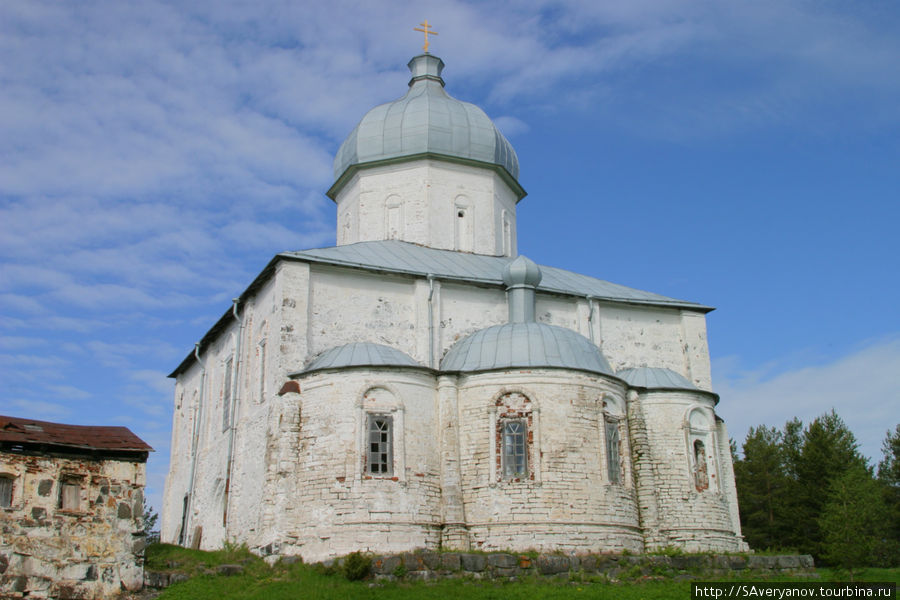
502, 255, 542, 289
294, 342, 422, 375
330, 54, 521, 197
440, 321, 614, 376
617, 367, 699, 391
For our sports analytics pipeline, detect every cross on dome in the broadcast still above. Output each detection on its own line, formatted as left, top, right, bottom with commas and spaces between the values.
413, 19, 438, 53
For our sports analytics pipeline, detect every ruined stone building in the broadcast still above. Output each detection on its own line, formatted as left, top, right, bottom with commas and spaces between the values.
161, 53, 748, 561
0, 415, 152, 598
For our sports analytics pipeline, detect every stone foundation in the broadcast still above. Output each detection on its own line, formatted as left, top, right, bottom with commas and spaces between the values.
363, 552, 815, 581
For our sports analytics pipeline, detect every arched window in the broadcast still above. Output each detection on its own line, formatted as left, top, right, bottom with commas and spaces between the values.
693, 440, 709, 492
359, 386, 404, 480
385, 195, 402, 240
495, 392, 534, 482
685, 407, 717, 492
454, 198, 473, 252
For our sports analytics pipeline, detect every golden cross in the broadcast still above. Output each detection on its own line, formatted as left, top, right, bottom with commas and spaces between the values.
413, 20, 438, 53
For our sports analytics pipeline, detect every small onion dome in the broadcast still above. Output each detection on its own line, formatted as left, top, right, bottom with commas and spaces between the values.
617, 367, 699, 391
294, 342, 422, 376
440, 322, 614, 376
331, 54, 520, 194
502, 255, 542, 289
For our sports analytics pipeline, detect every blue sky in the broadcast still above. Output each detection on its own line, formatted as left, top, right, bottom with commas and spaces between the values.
2, 0, 898, 517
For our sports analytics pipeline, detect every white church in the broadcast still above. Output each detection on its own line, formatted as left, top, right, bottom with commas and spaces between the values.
162, 51, 748, 560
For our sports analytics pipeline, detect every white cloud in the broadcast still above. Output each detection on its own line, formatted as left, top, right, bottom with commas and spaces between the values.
715, 335, 900, 464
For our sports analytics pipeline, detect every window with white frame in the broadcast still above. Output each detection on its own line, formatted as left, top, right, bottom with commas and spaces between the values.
366, 414, 393, 476
501, 419, 528, 478
495, 392, 534, 482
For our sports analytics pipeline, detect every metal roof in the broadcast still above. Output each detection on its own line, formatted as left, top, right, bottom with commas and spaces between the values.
292, 342, 423, 376
616, 367, 699, 391
332, 54, 519, 187
440, 322, 614, 376
283, 240, 711, 311
170, 242, 711, 379
0, 415, 153, 455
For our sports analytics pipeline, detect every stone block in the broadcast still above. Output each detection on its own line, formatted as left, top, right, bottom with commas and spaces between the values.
401, 553, 424, 571
37, 480, 53, 496
537, 555, 570, 575
460, 553, 486, 572
487, 553, 516, 568
421, 552, 441, 570
373, 555, 401, 575
440, 552, 461, 571
216, 564, 244, 576
776, 555, 799, 569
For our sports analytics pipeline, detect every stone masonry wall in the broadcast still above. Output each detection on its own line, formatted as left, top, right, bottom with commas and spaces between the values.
0, 451, 146, 599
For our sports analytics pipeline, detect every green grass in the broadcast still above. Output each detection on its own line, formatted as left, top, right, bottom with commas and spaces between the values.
148, 545, 900, 600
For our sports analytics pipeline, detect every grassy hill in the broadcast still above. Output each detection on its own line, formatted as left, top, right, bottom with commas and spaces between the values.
143, 544, 899, 600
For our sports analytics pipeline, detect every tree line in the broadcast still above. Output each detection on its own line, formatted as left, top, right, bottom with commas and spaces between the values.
733, 411, 899, 573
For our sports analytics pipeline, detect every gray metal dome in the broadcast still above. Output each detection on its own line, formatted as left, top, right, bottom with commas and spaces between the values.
440, 322, 614, 376
296, 342, 422, 375
332, 54, 520, 185
617, 367, 698, 390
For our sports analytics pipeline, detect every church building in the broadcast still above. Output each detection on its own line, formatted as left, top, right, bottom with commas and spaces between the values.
161, 51, 747, 560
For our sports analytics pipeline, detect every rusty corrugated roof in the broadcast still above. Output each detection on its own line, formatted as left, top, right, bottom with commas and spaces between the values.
0, 415, 153, 453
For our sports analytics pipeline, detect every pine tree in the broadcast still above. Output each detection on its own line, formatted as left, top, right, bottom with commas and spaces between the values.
734, 426, 788, 550
875, 424, 900, 566
819, 465, 887, 579
791, 411, 868, 558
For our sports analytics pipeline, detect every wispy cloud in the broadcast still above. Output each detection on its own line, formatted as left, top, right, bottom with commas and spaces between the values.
715, 336, 900, 463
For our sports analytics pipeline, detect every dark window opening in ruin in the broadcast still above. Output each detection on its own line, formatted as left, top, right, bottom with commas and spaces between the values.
605, 418, 621, 484
366, 414, 393, 476
0, 475, 13, 507
693, 439, 709, 492
60, 479, 81, 511
501, 419, 528, 479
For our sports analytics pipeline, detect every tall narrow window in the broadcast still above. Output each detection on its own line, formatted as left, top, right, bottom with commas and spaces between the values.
0, 475, 13, 507
222, 357, 233, 430
60, 479, 80, 511
605, 419, 621, 484
258, 338, 267, 402
693, 440, 709, 491
501, 419, 528, 478
367, 415, 393, 476
455, 205, 473, 252
502, 211, 512, 257
386, 204, 401, 240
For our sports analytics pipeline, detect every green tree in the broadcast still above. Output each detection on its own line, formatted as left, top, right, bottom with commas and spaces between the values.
819, 465, 887, 579
790, 411, 868, 558
734, 426, 789, 550
142, 497, 160, 544
875, 424, 900, 566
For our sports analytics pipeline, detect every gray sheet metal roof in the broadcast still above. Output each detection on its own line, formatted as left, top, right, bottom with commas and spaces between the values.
294, 342, 423, 376
441, 322, 614, 376
333, 54, 519, 185
282, 240, 711, 312
617, 367, 698, 391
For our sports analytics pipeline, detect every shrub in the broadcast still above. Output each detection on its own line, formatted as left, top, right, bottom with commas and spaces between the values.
342, 551, 371, 581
